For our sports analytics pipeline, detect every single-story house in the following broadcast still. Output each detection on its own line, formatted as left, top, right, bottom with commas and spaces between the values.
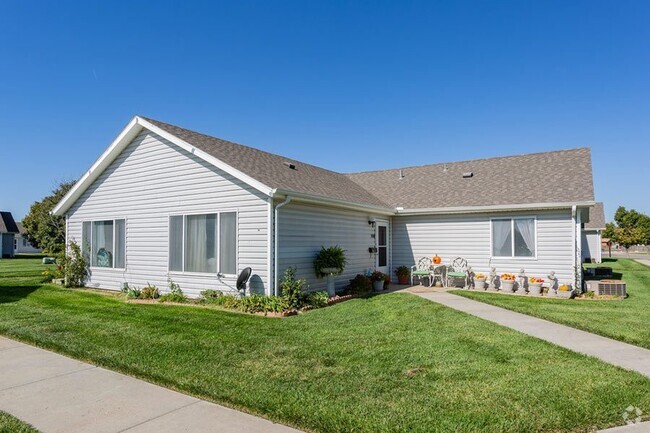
581, 202, 605, 264
14, 222, 43, 254
52, 116, 596, 297
0, 212, 19, 258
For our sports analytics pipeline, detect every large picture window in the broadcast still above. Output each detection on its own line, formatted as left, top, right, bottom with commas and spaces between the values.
169, 212, 237, 275
82, 219, 126, 268
491, 217, 536, 258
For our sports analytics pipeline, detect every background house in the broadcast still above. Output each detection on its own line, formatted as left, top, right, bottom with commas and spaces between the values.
581, 202, 605, 263
14, 222, 43, 254
53, 116, 596, 296
0, 212, 19, 258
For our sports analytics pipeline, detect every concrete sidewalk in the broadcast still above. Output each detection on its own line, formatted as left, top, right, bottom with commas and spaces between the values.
410, 290, 650, 378
0, 337, 301, 433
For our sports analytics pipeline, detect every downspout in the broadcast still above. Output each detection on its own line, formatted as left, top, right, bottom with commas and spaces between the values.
273, 195, 292, 296
571, 205, 577, 291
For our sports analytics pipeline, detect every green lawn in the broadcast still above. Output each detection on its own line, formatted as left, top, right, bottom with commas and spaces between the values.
453, 258, 650, 349
0, 411, 39, 433
0, 257, 649, 432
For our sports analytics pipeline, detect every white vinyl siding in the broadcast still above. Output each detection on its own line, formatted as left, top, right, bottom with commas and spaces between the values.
277, 202, 386, 291
66, 130, 269, 297
392, 209, 575, 283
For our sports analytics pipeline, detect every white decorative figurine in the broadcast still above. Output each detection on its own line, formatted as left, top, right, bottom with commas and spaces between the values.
547, 271, 558, 296
517, 268, 527, 294
488, 267, 498, 290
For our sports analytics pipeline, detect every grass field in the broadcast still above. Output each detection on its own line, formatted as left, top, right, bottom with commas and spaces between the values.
0, 411, 39, 433
0, 256, 648, 432
453, 258, 650, 349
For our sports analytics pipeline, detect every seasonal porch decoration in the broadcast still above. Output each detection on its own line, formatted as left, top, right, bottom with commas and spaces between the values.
473, 273, 486, 290
500, 273, 516, 292
528, 277, 544, 295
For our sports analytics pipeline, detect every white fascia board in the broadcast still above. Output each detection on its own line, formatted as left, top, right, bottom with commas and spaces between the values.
137, 117, 274, 197
272, 189, 395, 215
52, 116, 143, 216
52, 116, 276, 216
395, 201, 596, 216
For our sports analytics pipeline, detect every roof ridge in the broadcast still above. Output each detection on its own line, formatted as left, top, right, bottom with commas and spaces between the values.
139, 116, 348, 177
346, 147, 591, 175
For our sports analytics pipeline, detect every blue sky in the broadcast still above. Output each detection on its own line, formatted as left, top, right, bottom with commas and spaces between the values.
1, 1, 648, 221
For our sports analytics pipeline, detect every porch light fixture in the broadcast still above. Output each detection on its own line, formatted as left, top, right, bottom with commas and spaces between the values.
368, 218, 376, 227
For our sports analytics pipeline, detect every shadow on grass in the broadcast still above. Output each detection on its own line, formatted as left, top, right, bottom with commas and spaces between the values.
0, 285, 39, 303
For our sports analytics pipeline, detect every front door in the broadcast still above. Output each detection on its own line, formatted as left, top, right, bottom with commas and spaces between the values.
376, 222, 389, 275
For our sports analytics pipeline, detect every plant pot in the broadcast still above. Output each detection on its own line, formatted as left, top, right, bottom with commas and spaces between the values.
473, 278, 486, 290
373, 280, 384, 292
321, 267, 339, 275
557, 289, 574, 299
528, 283, 542, 295
500, 280, 515, 293
397, 275, 409, 285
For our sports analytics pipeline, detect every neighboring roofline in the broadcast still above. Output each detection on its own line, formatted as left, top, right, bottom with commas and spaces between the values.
395, 201, 596, 216
52, 116, 275, 216
272, 189, 395, 215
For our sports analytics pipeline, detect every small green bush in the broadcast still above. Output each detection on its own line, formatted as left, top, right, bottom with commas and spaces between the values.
306, 291, 329, 308
56, 241, 88, 287
140, 284, 160, 299
209, 294, 241, 309
200, 289, 223, 301
122, 285, 141, 299
239, 294, 289, 314
347, 274, 372, 294
280, 267, 307, 309
159, 278, 187, 303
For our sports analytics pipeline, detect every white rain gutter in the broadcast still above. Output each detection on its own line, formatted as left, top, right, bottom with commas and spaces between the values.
572, 205, 577, 290
273, 195, 292, 296
396, 201, 596, 216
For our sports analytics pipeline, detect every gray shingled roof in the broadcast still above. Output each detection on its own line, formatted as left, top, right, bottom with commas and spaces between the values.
143, 117, 594, 210
585, 202, 606, 229
0, 212, 19, 234
346, 148, 594, 209
143, 117, 389, 208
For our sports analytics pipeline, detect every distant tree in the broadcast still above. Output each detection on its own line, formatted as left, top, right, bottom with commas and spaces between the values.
605, 206, 650, 252
22, 181, 75, 254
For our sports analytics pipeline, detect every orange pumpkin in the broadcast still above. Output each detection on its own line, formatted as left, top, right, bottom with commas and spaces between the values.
433, 255, 441, 265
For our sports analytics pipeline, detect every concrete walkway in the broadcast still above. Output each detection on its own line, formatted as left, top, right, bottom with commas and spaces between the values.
635, 258, 650, 267
409, 290, 650, 378
0, 337, 300, 433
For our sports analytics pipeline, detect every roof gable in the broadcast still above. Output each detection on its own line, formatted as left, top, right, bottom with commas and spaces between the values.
584, 202, 606, 229
0, 212, 19, 234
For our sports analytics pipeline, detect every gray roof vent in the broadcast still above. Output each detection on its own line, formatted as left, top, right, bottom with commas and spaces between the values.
462, 172, 474, 178
283, 162, 297, 170
399, 169, 405, 179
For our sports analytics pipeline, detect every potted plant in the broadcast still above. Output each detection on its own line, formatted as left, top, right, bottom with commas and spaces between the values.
314, 245, 347, 277
500, 273, 516, 292
370, 271, 387, 292
394, 266, 410, 285
528, 277, 544, 295
473, 273, 486, 290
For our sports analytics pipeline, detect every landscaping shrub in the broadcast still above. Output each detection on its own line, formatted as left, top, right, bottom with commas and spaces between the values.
122, 285, 141, 299
347, 274, 372, 294
55, 241, 88, 287
159, 279, 187, 303
239, 294, 289, 314
200, 289, 223, 301
306, 291, 329, 308
280, 267, 307, 309
140, 284, 160, 299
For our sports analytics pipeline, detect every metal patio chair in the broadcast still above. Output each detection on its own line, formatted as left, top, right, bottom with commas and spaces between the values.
411, 257, 432, 286
446, 257, 469, 288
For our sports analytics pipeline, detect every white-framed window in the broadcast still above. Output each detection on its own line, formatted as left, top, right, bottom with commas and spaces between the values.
491, 217, 536, 258
169, 212, 237, 275
82, 219, 126, 269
